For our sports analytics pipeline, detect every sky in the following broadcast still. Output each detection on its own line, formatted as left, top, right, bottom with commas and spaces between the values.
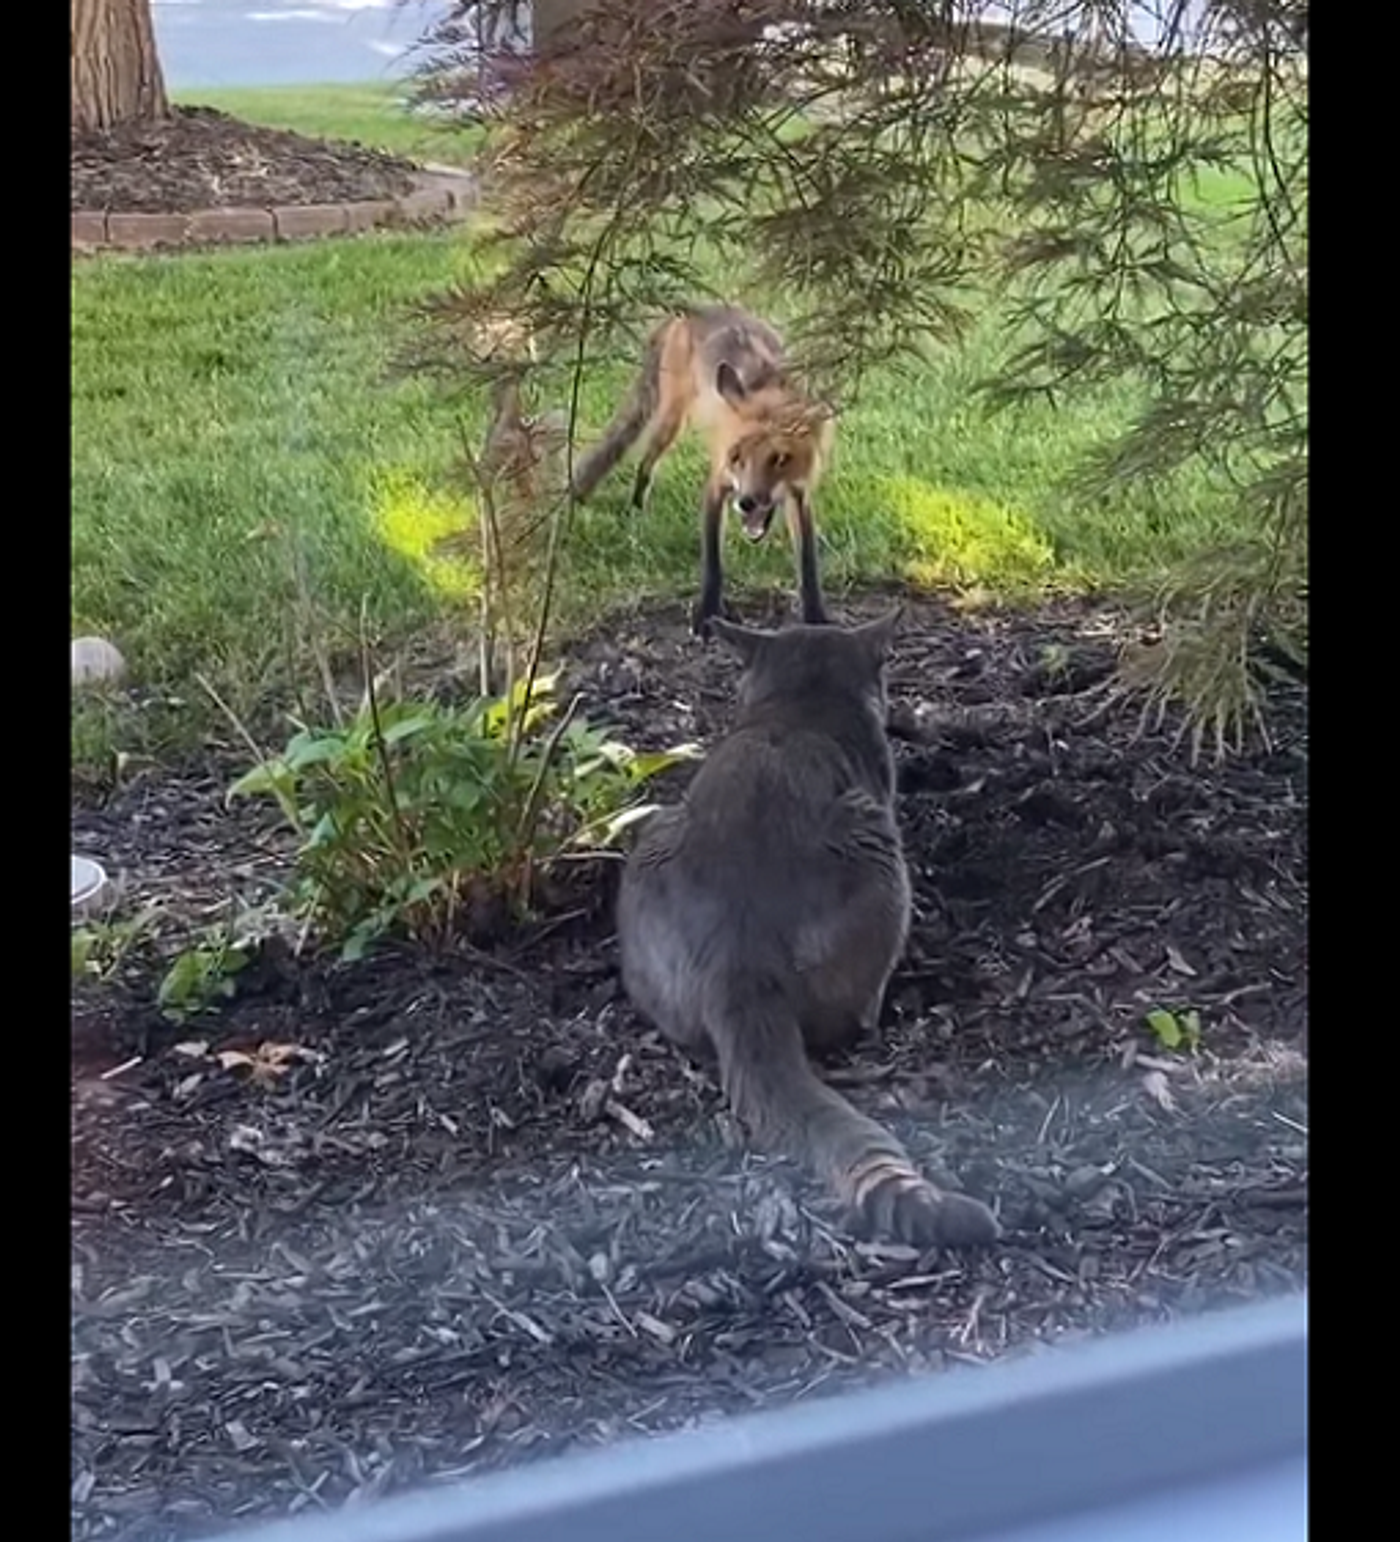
151, 2, 1214, 92
152, 0, 444, 90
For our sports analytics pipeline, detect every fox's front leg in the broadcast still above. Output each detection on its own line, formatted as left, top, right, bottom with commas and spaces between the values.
788, 490, 829, 625
691, 476, 731, 636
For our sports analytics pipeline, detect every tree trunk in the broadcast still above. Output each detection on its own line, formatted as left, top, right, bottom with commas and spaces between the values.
71, 0, 169, 134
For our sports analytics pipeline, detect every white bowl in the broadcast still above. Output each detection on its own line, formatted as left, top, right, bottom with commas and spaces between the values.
72, 855, 108, 913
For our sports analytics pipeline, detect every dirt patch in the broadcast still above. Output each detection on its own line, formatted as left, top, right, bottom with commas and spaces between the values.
71, 106, 419, 214
71, 593, 1307, 1541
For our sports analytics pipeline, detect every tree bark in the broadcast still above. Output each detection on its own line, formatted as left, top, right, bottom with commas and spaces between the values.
71, 0, 169, 134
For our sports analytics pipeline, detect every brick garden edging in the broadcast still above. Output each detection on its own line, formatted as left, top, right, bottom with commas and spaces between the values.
71, 167, 477, 253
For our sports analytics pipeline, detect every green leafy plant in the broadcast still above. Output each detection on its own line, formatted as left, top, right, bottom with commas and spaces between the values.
71, 905, 162, 983
154, 903, 288, 1022
1039, 643, 1072, 681
158, 936, 252, 1022
1145, 1007, 1203, 1055
230, 672, 698, 960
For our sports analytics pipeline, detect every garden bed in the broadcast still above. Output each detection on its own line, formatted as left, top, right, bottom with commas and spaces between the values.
71, 592, 1307, 1540
71, 106, 419, 214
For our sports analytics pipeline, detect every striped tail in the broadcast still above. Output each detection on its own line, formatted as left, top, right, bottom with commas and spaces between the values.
706, 985, 1000, 1248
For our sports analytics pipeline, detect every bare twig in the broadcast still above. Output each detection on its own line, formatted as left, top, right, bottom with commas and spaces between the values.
514, 689, 584, 870
358, 598, 413, 864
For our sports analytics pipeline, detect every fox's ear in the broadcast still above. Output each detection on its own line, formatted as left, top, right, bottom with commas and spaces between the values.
715, 361, 748, 406
709, 616, 769, 664
854, 606, 903, 661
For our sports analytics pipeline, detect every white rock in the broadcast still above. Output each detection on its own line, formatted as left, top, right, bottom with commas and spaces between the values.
71, 636, 126, 687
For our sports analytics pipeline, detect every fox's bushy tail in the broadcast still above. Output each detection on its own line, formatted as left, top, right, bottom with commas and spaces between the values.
570, 330, 664, 501
706, 985, 999, 1248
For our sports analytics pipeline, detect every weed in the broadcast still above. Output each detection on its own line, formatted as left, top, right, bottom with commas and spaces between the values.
72, 905, 162, 982
155, 903, 289, 1023
158, 937, 252, 1023
1145, 1007, 1203, 1055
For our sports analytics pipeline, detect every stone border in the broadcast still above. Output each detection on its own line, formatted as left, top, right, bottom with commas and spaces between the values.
71, 167, 477, 254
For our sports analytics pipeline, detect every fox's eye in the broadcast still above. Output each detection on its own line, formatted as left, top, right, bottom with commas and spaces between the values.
729, 448, 743, 466
770, 452, 789, 472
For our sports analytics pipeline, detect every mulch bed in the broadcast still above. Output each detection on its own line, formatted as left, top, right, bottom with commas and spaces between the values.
71, 106, 420, 215
71, 592, 1307, 1541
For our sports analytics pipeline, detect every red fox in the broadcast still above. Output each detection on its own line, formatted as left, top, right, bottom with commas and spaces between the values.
570, 305, 835, 632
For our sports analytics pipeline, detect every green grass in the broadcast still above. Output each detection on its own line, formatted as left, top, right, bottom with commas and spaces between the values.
171, 81, 480, 166
72, 232, 471, 762
72, 85, 1264, 771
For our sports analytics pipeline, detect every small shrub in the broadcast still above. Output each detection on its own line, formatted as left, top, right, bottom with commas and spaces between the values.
231, 673, 698, 960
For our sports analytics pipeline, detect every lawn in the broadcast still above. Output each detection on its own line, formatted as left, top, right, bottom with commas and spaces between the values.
73, 83, 1257, 769
171, 80, 479, 166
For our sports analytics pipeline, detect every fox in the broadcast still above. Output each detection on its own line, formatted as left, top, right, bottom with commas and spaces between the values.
570, 305, 835, 634
616, 612, 1002, 1249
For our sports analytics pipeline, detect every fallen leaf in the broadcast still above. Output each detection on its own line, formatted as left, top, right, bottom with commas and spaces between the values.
216, 1042, 318, 1088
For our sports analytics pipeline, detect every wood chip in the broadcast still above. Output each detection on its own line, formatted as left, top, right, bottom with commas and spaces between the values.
635, 1312, 677, 1345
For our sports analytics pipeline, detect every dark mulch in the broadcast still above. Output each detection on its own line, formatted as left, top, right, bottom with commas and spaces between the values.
71, 593, 1307, 1541
71, 106, 420, 215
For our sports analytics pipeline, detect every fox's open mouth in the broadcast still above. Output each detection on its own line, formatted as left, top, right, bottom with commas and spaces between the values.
737, 505, 776, 542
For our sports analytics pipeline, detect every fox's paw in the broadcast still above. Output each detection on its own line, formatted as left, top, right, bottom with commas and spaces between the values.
690, 598, 738, 638
849, 1156, 1001, 1249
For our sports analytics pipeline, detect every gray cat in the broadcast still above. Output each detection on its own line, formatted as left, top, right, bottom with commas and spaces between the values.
617, 613, 1001, 1247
